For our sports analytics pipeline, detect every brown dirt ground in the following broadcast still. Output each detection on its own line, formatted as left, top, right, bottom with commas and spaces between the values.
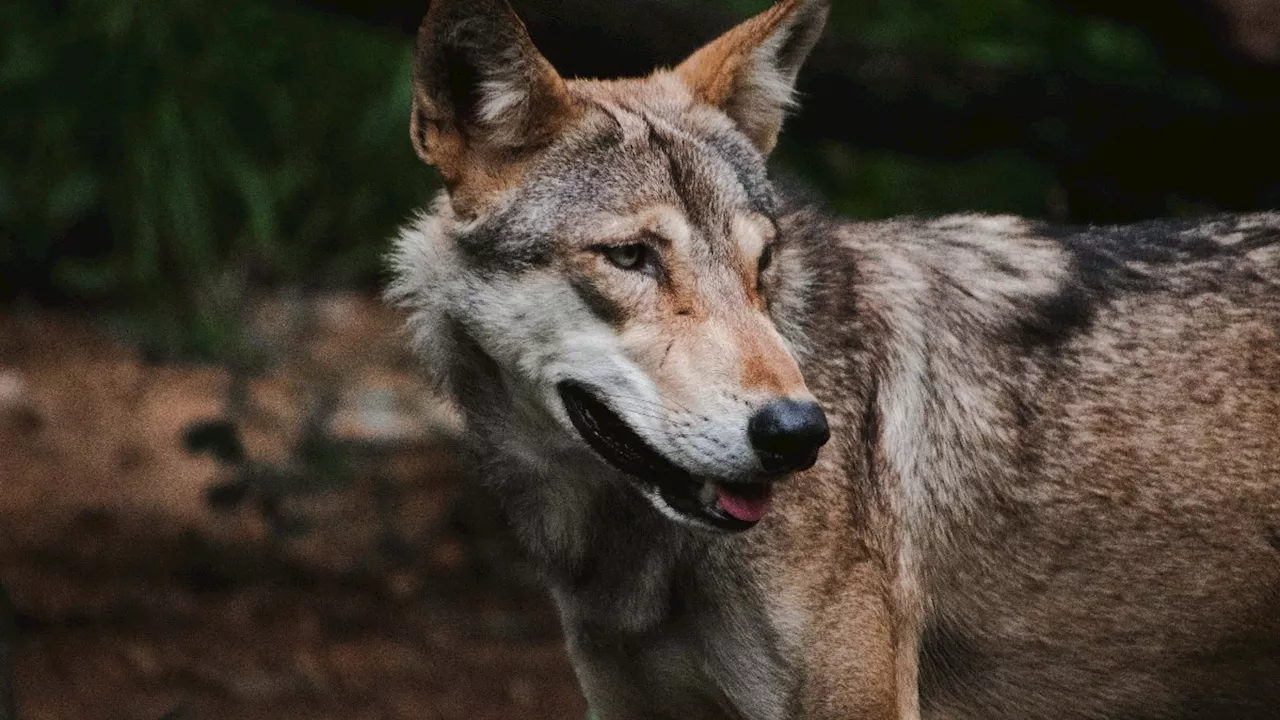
0, 301, 587, 720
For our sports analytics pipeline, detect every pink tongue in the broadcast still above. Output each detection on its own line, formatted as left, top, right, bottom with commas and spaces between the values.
715, 486, 773, 523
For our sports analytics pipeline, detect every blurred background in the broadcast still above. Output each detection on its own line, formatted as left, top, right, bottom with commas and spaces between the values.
0, 0, 1277, 717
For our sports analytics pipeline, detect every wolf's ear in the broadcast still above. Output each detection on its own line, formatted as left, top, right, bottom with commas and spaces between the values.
676, 0, 828, 154
410, 0, 575, 185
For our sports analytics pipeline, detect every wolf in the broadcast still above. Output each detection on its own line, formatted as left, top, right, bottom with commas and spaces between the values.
386, 0, 1280, 717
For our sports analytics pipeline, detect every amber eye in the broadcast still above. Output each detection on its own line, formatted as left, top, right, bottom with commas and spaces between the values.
758, 244, 776, 275
604, 243, 648, 271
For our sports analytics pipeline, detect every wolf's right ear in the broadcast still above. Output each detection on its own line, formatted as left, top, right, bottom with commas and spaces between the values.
410, 0, 576, 187
676, 0, 828, 155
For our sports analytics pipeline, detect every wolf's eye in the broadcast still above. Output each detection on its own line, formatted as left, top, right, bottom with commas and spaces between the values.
758, 244, 776, 275
604, 243, 648, 271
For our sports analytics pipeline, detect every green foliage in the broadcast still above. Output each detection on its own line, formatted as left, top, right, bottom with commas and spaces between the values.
0, 0, 436, 358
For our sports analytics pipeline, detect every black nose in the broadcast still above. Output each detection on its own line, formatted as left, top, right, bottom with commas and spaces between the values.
748, 399, 830, 474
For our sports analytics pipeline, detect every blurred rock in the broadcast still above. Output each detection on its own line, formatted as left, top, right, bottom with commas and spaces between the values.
329, 387, 422, 446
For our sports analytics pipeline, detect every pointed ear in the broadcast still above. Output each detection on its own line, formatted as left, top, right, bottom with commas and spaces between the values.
410, 0, 576, 185
676, 0, 828, 154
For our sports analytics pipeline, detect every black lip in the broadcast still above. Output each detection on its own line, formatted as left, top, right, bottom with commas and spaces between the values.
558, 381, 689, 481
557, 381, 759, 531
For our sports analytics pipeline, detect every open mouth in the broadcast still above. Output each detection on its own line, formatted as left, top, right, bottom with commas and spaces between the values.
557, 381, 773, 531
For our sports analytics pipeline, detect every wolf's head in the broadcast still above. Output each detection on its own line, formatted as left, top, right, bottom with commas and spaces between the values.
390, 0, 831, 532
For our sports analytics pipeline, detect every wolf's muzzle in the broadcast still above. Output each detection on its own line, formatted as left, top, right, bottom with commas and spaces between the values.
558, 380, 780, 531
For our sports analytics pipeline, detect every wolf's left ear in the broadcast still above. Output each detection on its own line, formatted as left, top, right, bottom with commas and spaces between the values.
676, 0, 828, 154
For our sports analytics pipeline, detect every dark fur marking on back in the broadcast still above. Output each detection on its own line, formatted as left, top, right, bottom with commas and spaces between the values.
1052, 214, 1276, 275
988, 255, 1027, 279
932, 268, 979, 303
1021, 215, 1278, 350
1017, 282, 1097, 350
1018, 222, 1153, 351
1266, 525, 1280, 552
1238, 227, 1280, 253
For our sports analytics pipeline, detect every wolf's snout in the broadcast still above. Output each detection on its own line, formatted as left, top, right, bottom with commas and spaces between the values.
748, 399, 830, 474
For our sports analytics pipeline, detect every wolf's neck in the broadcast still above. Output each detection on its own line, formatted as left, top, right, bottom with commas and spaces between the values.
490, 452, 694, 619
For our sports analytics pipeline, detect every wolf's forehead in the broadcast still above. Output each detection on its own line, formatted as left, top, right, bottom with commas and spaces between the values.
525, 104, 775, 226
